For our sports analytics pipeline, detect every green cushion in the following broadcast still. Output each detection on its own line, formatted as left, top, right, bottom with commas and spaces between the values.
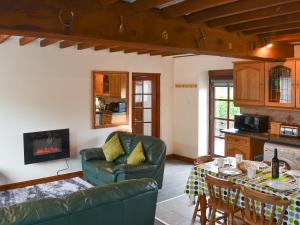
127, 142, 146, 165
102, 134, 125, 162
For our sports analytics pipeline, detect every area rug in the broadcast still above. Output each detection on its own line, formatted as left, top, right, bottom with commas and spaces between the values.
0, 177, 93, 208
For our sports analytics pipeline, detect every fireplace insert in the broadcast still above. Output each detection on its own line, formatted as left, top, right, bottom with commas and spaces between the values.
23, 129, 70, 165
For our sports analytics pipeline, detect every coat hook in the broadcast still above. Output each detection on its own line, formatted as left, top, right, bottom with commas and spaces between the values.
119, 15, 124, 33
58, 9, 75, 33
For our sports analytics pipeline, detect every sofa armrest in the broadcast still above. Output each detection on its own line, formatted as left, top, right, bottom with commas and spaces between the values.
80, 148, 105, 161
113, 164, 157, 175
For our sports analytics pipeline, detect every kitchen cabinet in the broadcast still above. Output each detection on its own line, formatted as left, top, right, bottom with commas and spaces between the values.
265, 60, 296, 108
95, 74, 109, 96
234, 62, 265, 106
225, 134, 264, 160
296, 61, 300, 108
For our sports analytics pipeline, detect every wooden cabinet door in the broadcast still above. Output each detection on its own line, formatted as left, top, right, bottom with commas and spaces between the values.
234, 62, 265, 106
296, 61, 300, 108
95, 74, 104, 96
225, 143, 250, 160
265, 60, 296, 108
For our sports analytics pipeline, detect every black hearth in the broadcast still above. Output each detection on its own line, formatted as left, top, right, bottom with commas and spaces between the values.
23, 129, 70, 165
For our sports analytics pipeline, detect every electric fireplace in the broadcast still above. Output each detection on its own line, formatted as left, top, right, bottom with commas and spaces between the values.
23, 129, 70, 165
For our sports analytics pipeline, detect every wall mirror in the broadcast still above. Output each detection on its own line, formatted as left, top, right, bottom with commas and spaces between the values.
93, 71, 129, 128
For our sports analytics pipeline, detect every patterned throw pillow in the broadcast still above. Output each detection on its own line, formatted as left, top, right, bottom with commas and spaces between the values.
127, 142, 146, 165
102, 134, 125, 162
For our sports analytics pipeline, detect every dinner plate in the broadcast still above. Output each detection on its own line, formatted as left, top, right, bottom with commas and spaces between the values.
267, 181, 297, 191
219, 167, 242, 176
287, 170, 300, 178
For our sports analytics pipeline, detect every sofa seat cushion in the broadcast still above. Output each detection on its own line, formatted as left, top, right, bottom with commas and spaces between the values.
84, 160, 116, 183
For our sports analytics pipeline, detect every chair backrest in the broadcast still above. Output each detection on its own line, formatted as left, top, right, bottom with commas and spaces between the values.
205, 174, 241, 210
194, 155, 213, 165
242, 187, 289, 225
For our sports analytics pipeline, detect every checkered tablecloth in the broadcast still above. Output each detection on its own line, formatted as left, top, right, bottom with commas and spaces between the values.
185, 162, 300, 225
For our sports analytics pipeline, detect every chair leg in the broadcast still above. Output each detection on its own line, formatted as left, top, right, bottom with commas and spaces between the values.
223, 213, 228, 225
192, 196, 201, 222
209, 209, 216, 225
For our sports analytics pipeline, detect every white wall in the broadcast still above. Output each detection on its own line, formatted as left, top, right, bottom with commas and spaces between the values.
0, 37, 174, 185
172, 55, 241, 159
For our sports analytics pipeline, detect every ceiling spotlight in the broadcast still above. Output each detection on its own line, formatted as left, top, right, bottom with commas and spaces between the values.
266, 43, 273, 48
262, 37, 272, 48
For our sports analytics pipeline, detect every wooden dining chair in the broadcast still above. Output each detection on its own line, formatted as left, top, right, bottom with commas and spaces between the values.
242, 187, 289, 225
206, 174, 241, 225
192, 155, 214, 223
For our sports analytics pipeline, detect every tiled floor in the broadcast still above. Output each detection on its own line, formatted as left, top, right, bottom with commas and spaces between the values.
155, 159, 195, 225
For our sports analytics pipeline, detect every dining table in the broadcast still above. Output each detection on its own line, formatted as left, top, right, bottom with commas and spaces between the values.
184, 158, 300, 225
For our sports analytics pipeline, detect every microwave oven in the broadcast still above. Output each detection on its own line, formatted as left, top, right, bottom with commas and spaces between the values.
234, 114, 269, 132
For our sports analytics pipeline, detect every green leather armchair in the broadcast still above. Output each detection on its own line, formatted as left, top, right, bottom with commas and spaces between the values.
80, 131, 166, 188
0, 178, 158, 225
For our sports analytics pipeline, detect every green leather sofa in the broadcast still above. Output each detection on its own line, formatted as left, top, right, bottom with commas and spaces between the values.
80, 131, 166, 188
0, 178, 158, 225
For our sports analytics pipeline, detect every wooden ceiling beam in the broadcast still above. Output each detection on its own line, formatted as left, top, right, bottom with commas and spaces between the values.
226, 12, 300, 32
186, 0, 298, 23
206, 1, 300, 27
99, 0, 119, 5
124, 48, 140, 53
77, 43, 94, 50
0, 0, 294, 60
110, 46, 124, 52
243, 22, 300, 35
162, 0, 236, 18
40, 38, 59, 47
258, 28, 300, 39
270, 33, 300, 42
137, 50, 154, 55
59, 41, 77, 49
94, 45, 108, 51
0, 35, 10, 44
132, 0, 173, 11
19, 36, 37, 46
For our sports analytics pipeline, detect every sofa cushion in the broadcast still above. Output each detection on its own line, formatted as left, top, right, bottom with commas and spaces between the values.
102, 134, 125, 162
84, 160, 116, 183
127, 142, 146, 165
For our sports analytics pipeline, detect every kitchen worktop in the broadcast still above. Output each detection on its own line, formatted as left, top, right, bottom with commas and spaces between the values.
222, 129, 300, 147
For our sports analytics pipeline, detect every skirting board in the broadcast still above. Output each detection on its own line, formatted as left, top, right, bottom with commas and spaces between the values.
0, 171, 83, 191
166, 154, 194, 164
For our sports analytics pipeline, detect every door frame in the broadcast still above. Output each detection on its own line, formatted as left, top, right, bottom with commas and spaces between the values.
208, 69, 233, 156
132, 73, 161, 137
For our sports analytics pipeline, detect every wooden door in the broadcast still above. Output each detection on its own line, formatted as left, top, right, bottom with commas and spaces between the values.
265, 60, 296, 108
296, 60, 300, 108
234, 62, 265, 106
132, 73, 160, 137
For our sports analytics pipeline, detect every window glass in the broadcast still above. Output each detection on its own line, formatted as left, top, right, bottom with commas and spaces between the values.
215, 87, 228, 99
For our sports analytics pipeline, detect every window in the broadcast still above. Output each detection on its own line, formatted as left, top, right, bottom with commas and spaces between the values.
209, 71, 240, 156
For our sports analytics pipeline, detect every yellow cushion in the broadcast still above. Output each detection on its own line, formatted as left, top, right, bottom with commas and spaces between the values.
102, 134, 125, 162
127, 142, 146, 165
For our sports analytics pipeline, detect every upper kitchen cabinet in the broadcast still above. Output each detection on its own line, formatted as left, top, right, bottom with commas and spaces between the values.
296, 61, 300, 108
265, 60, 296, 108
234, 62, 265, 106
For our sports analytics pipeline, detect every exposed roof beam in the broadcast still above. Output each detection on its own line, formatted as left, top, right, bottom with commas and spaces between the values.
77, 43, 94, 50
258, 28, 300, 38
132, 0, 173, 11
150, 50, 165, 56
124, 48, 140, 53
0, 35, 10, 44
186, 0, 297, 23
137, 50, 153, 55
40, 38, 59, 47
162, 0, 236, 18
206, 1, 300, 27
226, 12, 300, 32
0, 0, 294, 60
99, 0, 119, 5
270, 33, 300, 41
162, 52, 180, 56
19, 36, 37, 46
243, 22, 300, 35
59, 41, 77, 49
110, 46, 124, 52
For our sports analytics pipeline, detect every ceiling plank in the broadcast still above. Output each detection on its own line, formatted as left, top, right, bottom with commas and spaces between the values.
243, 22, 300, 35
162, 0, 236, 18
40, 38, 59, 47
0, 0, 294, 60
19, 37, 37, 46
99, 0, 119, 5
206, 1, 300, 27
132, 0, 173, 11
258, 28, 300, 38
0, 35, 10, 44
77, 43, 94, 50
187, 0, 297, 23
270, 33, 300, 41
226, 12, 300, 32
59, 41, 77, 49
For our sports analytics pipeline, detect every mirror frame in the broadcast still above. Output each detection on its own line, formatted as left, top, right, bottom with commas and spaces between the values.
92, 71, 129, 129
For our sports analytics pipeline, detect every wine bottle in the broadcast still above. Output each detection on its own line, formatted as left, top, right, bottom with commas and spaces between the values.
272, 148, 279, 179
